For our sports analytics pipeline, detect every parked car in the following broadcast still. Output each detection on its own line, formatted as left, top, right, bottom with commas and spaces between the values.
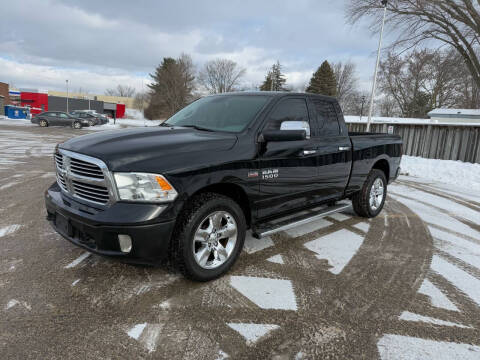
69, 111, 104, 126
45, 92, 402, 281
32, 111, 89, 129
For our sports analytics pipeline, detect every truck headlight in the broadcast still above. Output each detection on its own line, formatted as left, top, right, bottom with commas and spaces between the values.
113, 173, 178, 202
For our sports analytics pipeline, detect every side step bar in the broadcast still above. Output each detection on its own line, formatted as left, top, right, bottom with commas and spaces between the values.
252, 201, 351, 239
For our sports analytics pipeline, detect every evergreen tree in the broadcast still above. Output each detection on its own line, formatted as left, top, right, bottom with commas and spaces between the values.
307, 61, 337, 96
260, 61, 287, 91
145, 54, 195, 119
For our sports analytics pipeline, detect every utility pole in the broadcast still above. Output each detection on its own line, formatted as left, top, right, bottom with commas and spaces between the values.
366, 0, 388, 132
66, 80, 69, 113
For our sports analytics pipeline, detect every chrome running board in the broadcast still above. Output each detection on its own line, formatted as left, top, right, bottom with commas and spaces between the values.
252, 201, 351, 239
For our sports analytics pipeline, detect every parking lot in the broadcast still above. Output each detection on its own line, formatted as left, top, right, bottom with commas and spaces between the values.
1, 124, 479, 359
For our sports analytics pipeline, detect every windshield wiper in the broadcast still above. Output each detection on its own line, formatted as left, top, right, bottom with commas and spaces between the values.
180, 125, 215, 132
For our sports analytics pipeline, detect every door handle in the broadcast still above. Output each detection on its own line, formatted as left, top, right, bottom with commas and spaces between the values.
301, 150, 317, 156
338, 146, 350, 151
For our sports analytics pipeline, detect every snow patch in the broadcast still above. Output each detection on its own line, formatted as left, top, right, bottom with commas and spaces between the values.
127, 323, 147, 340
285, 218, 332, 238
0, 224, 21, 237
430, 227, 480, 271
377, 334, 480, 360
400, 156, 480, 192
353, 222, 370, 233
399, 311, 469, 328
243, 232, 274, 254
304, 229, 364, 274
418, 279, 459, 312
227, 323, 279, 345
64, 252, 91, 269
266, 254, 284, 264
230, 276, 297, 311
431, 256, 480, 306
5, 299, 31, 311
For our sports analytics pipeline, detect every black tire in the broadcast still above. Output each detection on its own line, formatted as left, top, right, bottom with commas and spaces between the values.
72, 121, 82, 129
39, 119, 48, 127
170, 193, 246, 281
352, 169, 387, 218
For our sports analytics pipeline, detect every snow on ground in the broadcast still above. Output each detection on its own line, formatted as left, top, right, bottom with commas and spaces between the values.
229, 276, 297, 311
399, 311, 469, 328
377, 334, 480, 360
0, 225, 21, 237
400, 156, 480, 192
227, 323, 279, 345
418, 279, 459, 312
64, 252, 91, 269
304, 229, 364, 275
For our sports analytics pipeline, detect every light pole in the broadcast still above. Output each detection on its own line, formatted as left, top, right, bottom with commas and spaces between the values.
366, 0, 388, 132
360, 95, 366, 121
66, 80, 69, 113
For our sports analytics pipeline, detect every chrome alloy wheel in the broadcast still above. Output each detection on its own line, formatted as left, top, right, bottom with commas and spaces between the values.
369, 178, 385, 211
192, 211, 237, 269
73, 122, 82, 129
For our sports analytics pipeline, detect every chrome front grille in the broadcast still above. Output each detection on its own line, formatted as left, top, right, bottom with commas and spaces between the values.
70, 158, 104, 179
54, 149, 117, 206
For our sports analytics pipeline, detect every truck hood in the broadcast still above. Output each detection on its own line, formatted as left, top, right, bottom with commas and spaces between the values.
59, 126, 238, 172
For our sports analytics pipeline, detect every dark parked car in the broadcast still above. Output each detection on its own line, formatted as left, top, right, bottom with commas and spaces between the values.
69, 111, 109, 126
46, 92, 402, 281
32, 111, 89, 129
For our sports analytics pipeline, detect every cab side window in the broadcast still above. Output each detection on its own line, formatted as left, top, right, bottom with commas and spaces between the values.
264, 98, 310, 137
312, 99, 340, 136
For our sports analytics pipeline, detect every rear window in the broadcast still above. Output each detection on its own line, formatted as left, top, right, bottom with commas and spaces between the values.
311, 99, 340, 136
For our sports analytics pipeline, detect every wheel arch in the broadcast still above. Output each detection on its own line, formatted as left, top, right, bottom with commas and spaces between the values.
184, 182, 252, 228
372, 158, 390, 182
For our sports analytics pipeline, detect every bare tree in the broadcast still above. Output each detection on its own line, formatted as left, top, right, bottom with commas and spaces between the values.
105, 84, 136, 97
133, 91, 149, 112
198, 59, 246, 94
332, 61, 359, 109
378, 48, 465, 117
346, 0, 480, 88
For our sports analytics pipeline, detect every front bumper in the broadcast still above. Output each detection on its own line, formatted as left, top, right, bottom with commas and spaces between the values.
45, 182, 176, 265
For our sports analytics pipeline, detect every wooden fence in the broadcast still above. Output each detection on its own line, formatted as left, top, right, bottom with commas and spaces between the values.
347, 122, 480, 164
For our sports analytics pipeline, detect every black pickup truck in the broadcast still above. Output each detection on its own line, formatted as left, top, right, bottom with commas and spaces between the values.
45, 92, 402, 281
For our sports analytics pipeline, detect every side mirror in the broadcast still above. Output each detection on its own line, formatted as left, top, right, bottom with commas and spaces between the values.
280, 121, 310, 138
262, 130, 306, 142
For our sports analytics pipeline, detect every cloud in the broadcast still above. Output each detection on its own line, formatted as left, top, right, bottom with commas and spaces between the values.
0, 0, 388, 93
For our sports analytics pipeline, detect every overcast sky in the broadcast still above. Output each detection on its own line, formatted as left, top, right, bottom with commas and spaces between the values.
0, 0, 393, 95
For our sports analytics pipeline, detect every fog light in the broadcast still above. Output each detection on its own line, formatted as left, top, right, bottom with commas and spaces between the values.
118, 234, 132, 253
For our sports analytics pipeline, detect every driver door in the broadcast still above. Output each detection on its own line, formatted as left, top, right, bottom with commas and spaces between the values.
257, 97, 320, 219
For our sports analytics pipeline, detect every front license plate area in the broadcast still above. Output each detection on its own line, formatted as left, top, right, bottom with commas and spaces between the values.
56, 213, 72, 236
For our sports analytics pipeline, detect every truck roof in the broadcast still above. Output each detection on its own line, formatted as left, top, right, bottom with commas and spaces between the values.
211, 91, 338, 102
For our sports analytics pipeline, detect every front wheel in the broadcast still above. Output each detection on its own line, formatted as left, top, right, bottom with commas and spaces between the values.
170, 193, 246, 281
72, 121, 82, 129
39, 119, 48, 127
352, 169, 387, 218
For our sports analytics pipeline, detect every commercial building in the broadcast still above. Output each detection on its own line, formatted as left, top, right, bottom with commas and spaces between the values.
14, 89, 125, 118
0, 82, 10, 105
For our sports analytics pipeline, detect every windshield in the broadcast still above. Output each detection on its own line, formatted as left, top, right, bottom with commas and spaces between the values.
164, 95, 270, 133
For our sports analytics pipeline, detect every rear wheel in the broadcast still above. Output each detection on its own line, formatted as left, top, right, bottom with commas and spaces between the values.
352, 169, 387, 218
72, 121, 82, 129
39, 119, 48, 127
88, 120, 95, 126
170, 193, 246, 281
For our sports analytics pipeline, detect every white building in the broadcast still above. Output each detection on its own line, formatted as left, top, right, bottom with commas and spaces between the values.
428, 108, 480, 124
